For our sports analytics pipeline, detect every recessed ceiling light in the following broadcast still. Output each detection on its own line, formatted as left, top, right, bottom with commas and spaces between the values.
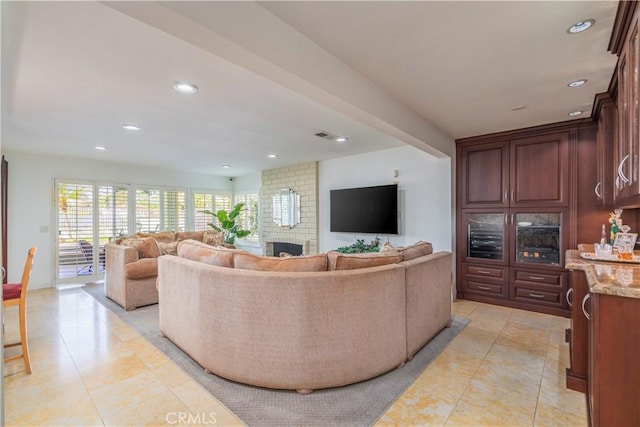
268, 154, 278, 158
568, 79, 587, 88
568, 19, 594, 34
173, 82, 198, 94
122, 124, 141, 131
221, 164, 231, 169
95, 146, 107, 151
568, 110, 583, 117
335, 137, 348, 142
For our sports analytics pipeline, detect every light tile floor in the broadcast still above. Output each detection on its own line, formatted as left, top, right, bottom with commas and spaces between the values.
3, 287, 587, 426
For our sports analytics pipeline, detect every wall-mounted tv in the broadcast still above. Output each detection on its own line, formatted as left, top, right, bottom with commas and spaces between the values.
330, 184, 398, 234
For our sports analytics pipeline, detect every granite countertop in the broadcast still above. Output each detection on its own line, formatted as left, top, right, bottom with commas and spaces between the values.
566, 249, 640, 299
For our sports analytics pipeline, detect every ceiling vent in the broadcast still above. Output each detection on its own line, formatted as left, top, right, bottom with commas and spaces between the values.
314, 131, 338, 140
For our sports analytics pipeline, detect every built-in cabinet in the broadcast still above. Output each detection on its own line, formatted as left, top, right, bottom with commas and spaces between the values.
597, 1, 640, 208
456, 123, 595, 316
567, 269, 640, 427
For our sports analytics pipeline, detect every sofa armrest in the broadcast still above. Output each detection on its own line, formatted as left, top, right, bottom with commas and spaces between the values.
105, 243, 139, 306
400, 251, 453, 359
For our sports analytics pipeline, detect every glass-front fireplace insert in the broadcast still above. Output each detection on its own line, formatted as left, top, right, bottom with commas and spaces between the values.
515, 213, 561, 265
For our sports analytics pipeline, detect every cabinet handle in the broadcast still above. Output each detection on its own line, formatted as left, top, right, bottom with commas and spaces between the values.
581, 294, 591, 320
566, 288, 573, 307
528, 293, 546, 298
511, 190, 514, 201
528, 275, 546, 280
594, 182, 602, 199
504, 189, 508, 203
477, 270, 492, 274
618, 155, 630, 183
478, 285, 492, 290
616, 175, 622, 190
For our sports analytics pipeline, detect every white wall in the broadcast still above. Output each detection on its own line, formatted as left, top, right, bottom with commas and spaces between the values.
231, 172, 261, 193
319, 146, 452, 253
4, 150, 232, 290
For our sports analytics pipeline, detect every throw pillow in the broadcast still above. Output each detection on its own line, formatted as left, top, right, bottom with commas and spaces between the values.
157, 241, 178, 256
399, 241, 433, 261
136, 231, 176, 243
176, 231, 205, 242
327, 250, 403, 271
379, 242, 396, 252
234, 253, 328, 272
202, 230, 224, 247
121, 237, 161, 259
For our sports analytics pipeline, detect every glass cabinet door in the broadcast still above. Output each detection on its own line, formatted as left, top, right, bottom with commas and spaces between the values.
465, 212, 506, 262
514, 212, 561, 265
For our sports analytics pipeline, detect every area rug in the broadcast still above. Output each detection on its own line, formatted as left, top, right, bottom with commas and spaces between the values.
83, 283, 468, 427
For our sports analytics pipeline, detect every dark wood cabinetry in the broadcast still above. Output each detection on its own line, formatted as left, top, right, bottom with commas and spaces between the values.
456, 121, 603, 316
460, 142, 509, 208
510, 133, 570, 207
566, 267, 640, 427
587, 292, 640, 427
566, 270, 589, 393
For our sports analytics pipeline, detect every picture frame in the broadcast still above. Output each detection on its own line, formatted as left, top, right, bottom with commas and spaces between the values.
613, 232, 637, 249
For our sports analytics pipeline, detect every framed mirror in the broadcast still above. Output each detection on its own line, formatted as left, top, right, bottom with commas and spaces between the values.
273, 188, 300, 228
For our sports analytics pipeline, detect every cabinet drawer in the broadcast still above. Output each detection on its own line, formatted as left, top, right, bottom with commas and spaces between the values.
511, 285, 564, 306
466, 280, 505, 296
513, 269, 565, 287
466, 264, 507, 279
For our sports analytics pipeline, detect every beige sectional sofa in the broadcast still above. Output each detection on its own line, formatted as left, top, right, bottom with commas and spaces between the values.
157, 239, 452, 393
104, 230, 222, 310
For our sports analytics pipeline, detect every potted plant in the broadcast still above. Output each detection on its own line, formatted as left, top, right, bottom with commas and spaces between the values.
200, 202, 252, 244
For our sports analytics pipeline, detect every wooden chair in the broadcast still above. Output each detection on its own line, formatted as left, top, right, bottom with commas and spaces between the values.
3, 247, 37, 374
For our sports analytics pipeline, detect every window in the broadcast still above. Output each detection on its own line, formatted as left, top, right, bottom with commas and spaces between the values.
193, 191, 232, 231
234, 193, 260, 242
98, 185, 129, 240
163, 190, 186, 232
135, 187, 187, 233
135, 188, 161, 233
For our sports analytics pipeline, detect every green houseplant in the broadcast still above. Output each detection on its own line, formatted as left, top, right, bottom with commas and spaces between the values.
200, 202, 251, 244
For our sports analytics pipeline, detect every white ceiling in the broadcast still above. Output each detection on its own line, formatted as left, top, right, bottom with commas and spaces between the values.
1, 1, 619, 177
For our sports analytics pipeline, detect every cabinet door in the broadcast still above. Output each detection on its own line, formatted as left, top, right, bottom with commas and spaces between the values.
596, 96, 615, 206
620, 18, 640, 202
510, 133, 569, 207
459, 141, 509, 208
615, 48, 632, 202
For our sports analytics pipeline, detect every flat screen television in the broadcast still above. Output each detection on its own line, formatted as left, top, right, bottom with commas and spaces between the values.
330, 184, 398, 234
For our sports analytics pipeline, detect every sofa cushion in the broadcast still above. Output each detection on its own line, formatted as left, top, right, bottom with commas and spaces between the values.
176, 231, 205, 242
327, 250, 403, 271
158, 241, 179, 256
202, 230, 224, 247
177, 240, 235, 268
381, 241, 433, 261
121, 237, 161, 259
234, 253, 328, 272
125, 258, 158, 279
136, 231, 176, 243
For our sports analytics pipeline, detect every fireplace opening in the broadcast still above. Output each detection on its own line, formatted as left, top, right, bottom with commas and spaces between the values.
273, 242, 303, 257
